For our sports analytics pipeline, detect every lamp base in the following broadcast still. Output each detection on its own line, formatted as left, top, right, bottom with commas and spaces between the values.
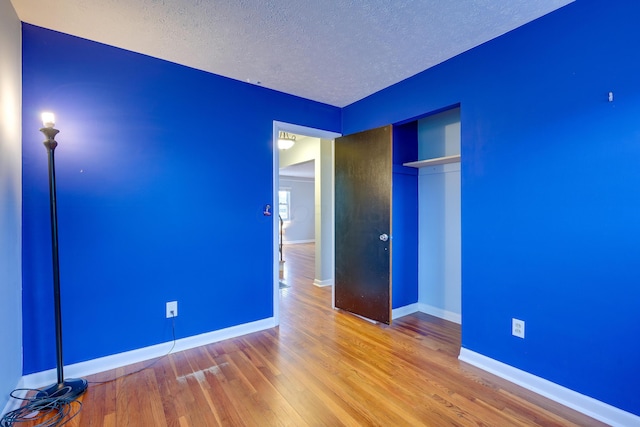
35, 378, 88, 401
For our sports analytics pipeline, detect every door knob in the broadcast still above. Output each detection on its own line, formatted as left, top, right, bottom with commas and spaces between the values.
379, 233, 389, 242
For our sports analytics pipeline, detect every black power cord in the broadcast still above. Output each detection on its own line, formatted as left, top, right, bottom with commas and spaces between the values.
88, 316, 176, 386
1, 317, 177, 426
0, 388, 82, 427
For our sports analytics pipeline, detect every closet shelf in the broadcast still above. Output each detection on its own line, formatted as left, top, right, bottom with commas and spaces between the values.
403, 154, 461, 168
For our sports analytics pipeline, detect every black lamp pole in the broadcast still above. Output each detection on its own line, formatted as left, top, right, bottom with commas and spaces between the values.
37, 114, 88, 400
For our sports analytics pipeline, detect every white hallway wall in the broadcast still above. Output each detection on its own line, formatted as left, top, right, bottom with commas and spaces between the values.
279, 135, 319, 245
279, 176, 315, 243
0, 0, 23, 415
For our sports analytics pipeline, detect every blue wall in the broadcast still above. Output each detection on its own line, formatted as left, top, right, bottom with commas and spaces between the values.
343, 0, 640, 416
391, 123, 418, 309
22, 24, 340, 375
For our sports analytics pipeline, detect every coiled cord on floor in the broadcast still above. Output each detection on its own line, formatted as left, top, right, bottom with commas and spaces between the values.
0, 388, 82, 427
1, 317, 176, 426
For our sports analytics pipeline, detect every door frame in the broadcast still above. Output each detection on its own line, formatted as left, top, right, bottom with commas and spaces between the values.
272, 121, 341, 325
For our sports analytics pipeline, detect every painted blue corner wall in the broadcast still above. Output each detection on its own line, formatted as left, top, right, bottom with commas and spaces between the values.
21, 24, 340, 375
343, 0, 640, 416
391, 123, 418, 308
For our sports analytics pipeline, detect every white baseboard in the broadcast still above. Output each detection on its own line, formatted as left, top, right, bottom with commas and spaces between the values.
459, 348, 640, 427
1, 377, 25, 418
22, 317, 276, 390
392, 303, 420, 319
418, 303, 461, 324
282, 240, 315, 245
313, 278, 333, 287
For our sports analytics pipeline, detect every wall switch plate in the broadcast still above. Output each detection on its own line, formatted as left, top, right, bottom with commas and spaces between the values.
512, 318, 525, 338
166, 301, 178, 318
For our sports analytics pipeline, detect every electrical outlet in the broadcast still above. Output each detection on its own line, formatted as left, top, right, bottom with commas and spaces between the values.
512, 318, 525, 339
166, 301, 178, 318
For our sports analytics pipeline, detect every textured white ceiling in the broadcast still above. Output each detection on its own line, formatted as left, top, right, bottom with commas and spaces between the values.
10, 0, 573, 107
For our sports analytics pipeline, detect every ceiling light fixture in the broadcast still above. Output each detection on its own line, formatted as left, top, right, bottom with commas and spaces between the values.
278, 131, 296, 150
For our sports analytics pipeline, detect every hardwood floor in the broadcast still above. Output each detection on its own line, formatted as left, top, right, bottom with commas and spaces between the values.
19, 243, 605, 426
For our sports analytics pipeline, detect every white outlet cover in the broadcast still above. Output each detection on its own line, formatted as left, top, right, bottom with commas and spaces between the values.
512, 318, 525, 338
166, 301, 178, 318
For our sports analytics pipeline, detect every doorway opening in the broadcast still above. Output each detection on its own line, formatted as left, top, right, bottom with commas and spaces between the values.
272, 121, 341, 325
390, 105, 462, 351
411, 106, 462, 326
272, 108, 461, 334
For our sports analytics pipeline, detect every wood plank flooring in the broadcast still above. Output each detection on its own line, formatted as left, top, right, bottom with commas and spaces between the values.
20, 243, 605, 426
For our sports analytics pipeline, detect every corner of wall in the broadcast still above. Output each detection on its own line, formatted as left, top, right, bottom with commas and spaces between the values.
0, 0, 24, 415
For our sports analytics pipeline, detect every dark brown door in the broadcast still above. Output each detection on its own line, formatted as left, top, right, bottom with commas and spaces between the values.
334, 125, 392, 324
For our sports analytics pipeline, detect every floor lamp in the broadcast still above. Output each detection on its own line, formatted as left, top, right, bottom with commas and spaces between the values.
37, 112, 88, 400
